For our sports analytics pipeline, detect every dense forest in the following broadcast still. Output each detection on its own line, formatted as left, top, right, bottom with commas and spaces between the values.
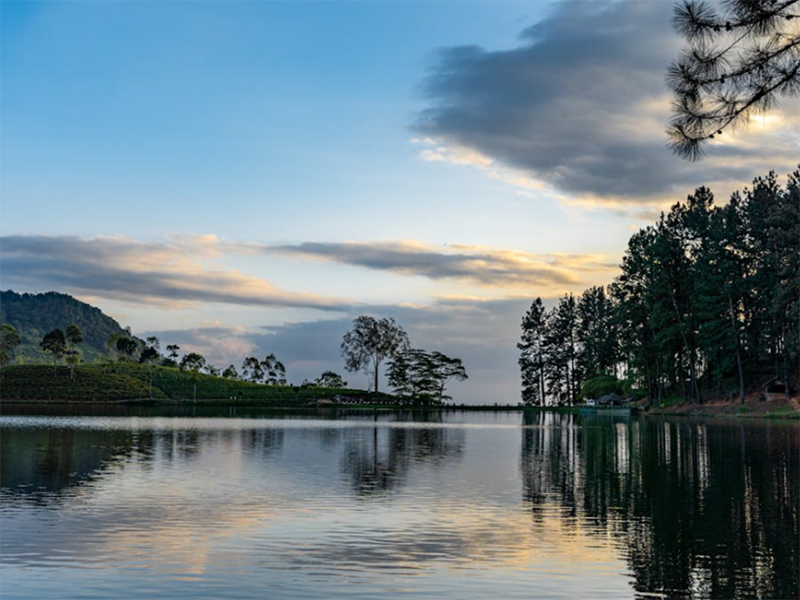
519, 169, 800, 406
0, 290, 129, 363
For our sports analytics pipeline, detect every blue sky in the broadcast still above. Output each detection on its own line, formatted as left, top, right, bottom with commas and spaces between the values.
2, 1, 798, 400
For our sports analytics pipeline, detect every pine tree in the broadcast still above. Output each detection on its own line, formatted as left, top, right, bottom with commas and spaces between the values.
518, 298, 548, 406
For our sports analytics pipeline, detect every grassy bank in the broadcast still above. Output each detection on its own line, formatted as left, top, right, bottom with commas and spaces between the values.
644, 394, 800, 420
0, 364, 374, 405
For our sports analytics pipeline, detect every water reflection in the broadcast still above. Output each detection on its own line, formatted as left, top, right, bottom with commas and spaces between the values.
0, 410, 797, 599
520, 411, 800, 599
342, 413, 464, 497
1, 427, 135, 503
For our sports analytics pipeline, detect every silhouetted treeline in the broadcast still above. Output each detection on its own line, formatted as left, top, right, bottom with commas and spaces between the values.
520, 169, 799, 406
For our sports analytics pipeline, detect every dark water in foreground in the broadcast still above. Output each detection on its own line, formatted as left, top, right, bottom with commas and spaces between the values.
1, 407, 798, 599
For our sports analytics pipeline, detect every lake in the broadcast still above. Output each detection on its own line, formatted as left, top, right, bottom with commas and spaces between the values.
1, 407, 798, 599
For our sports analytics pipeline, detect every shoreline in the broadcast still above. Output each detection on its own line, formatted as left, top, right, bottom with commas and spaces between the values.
2, 399, 798, 419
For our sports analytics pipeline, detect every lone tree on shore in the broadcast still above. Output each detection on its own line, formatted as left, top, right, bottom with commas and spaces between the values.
64, 324, 83, 379
667, 0, 800, 160
0, 323, 21, 367
41, 329, 67, 373
341, 316, 410, 393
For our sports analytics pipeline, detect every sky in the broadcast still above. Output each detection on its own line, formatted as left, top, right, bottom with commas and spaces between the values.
1, 0, 798, 402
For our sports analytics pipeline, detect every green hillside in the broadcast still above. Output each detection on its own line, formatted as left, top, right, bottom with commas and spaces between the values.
0, 364, 379, 405
0, 290, 128, 363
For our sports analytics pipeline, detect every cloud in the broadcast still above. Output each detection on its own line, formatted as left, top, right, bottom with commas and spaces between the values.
147, 320, 352, 377
271, 240, 617, 292
142, 325, 260, 368
414, 0, 800, 206
0, 235, 350, 311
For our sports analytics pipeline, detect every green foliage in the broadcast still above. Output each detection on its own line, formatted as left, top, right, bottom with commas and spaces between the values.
521, 168, 800, 407
519, 294, 584, 406
0, 365, 167, 401
40, 329, 67, 369
518, 298, 546, 406
667, 0, 800, 160
0, 290, 129, 363
579, 375, 624, 400
140, 346, 160, 365
314, 370, 347, 388
387, 349, 467, 404
241, 356, 264, 382
341, 316, 410, 393
261, 353, 287, 385
180, 352, 206, 372
0, 323, 22, 366
0, 363, 371, 405
114, 336, 141, 362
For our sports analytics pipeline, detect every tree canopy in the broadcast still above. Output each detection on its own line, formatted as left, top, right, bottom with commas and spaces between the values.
40, 329, 67, 372
387, 349, 467, 404
115, 336, 140, 362
341, 316, 410, 393
314, 370, 347, 388
180, 352, 207, 372
667, 0, 800, 159
261, 353, 287, 385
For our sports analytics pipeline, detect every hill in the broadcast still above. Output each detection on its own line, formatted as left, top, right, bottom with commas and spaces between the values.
0, 290, 128, 363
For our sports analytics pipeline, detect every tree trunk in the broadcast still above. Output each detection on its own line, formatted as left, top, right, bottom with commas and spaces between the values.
783, 324, 791, 401
670, 288, 701, 403
689, 353, 701, 405
538, 354, 545, 407
728, 291, 745, 404
656, 355, 663, 407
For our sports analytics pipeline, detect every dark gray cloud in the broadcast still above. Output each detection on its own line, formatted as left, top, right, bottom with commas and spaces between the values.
0, 235, 350, 311
272, 241, 616, 290
415, 0, 799, 203
147, 298, 531, 404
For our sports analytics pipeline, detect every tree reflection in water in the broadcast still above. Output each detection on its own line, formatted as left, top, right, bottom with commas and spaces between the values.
0, 425, 285, 505
341, 411, 464, 497
520, 411, 799, 599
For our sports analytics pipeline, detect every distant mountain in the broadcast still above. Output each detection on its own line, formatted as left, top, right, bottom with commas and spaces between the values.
0, 290, 129, 363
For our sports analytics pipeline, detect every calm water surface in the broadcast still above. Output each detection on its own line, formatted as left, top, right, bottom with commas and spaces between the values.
1, 407, 798, 599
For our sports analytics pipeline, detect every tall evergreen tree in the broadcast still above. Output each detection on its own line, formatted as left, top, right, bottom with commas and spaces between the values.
576, 286, 619, 381
518, 298, 547, 406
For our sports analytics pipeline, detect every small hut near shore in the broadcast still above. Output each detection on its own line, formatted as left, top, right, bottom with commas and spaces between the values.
761, 378, 788, 402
